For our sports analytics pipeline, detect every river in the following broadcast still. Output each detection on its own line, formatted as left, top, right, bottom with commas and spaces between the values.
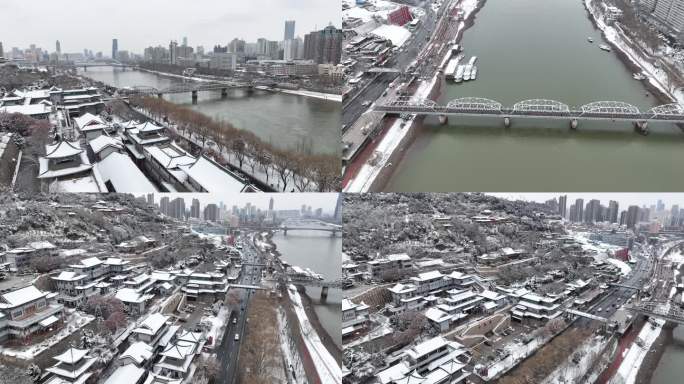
649, 325, 684, 384
77, 66, 340, 154
272, 231, 342, 348
385, 0, 684, 191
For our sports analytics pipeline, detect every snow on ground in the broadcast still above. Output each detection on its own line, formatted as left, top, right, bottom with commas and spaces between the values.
585, 0, 683, 104
263, 87, 342, 102
287, 285, 341, 384
345, 0, 481, 192
665, 250, 684, 264
569, 231, 622, 254
371, 25, 412, 47
135, 107, 318, 192
542, 335, 609, 384
0, 310, 94, 360
611, 319, 664, 384
479, 335, 546, 380
607, 258, 632, 275
203, 306, 228, 347
278, 308, 307, 384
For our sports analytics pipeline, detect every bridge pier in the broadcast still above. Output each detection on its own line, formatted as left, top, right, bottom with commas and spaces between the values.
191, 90, 198, 104
634, 121, 649, 135
438, 115, 448, 125
503, 117, 511, 128
321, 286, 329, 302
221, 88, 228, 98
570, 119, 578, 130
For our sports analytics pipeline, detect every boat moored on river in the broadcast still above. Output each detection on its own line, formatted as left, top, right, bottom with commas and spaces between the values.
599, 44, 611, 51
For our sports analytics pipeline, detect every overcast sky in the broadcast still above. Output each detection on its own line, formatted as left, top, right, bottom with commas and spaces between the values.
0, 0, 340, 54
490, 193, 684, 211
143, 193, 340, 214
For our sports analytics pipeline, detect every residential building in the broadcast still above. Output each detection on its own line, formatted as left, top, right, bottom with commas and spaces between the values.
0, 285, 64, 343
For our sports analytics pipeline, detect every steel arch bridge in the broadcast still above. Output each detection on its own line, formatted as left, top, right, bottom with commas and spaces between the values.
372, 97, 684, 123
580, 101, 640, 115
513, 99, 570, 113
125, 81, 254, 96
447, 97, 502, 112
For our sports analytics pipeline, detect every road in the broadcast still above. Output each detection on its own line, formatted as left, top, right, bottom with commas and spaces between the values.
216, 233, 265, 384
342, 0, 444, 129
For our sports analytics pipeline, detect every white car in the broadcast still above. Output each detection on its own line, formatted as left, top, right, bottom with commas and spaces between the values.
234, 334, 240, 341
232, 318, 237, 324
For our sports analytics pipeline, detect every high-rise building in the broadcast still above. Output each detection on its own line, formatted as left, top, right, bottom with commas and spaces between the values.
168, 198, 186, 220
0, 41, 4, 58
204, 204, 219, 222
335, 193, 343, 222
284, 20, 296, 41
671, 204, 680, 226
191, 198, 201, 219
169, 40, 178, 65
283, 39, 299, 61
584, 199, 601, 223
608, 200, 619, 223
146, 194, 154, 205
56, 40, 61, 55
638, 0, 684, 41
229, 38, 246, 54
657, 199, 665, 212
303, 25, 342, 64
160, 196, 170, 216
182, 36, 188, 47
558, 195, 567, 218
626, 205, 640, 229
574, 199, 584, 222
112, 38, 118, 60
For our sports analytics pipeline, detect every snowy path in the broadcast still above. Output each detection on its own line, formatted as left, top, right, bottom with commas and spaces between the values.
288, 285, 341, 384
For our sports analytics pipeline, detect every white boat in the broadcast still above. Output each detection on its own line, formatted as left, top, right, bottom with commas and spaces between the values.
463, 64, 472, 81
587, 37, 594, 43
471, 66, 478, 80
468, 56, 478, 66
599, 44, 611, 52
633, 72, 647, 81
454, 65, 465, 82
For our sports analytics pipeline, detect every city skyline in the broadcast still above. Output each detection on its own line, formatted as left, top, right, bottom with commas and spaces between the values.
0, 0, 340, 53
141, 193, 340, 215
490, 193, 684, 211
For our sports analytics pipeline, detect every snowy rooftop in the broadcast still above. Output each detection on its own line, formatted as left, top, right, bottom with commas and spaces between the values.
120, 341, 154, 365
53, 347, 89, 364
0, 103, 51, 116
89, 135, 123, 155
145, 143, 195, 170
0, 285, 47, 307
178, 156, 250, 193
53, 271, 87, 281
371, 24, 411, 47
44, 140, 83, 159
134, 313, 168, 336
73, 113, 105, 129
104, 364, 145, 384
387, 253, 410, 261
115, 288, 152, 303
96, 152, 157, 193
412, 270, 444, 282
136, 121, 165, 133
406, 336, 449, 359
71, 256, 103, 268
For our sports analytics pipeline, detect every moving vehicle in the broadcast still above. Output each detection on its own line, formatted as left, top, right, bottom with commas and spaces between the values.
233, 318, 237, 324
234, 334, 240, 341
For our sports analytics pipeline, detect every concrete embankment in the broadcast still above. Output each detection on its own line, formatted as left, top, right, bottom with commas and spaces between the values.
366, 0, 488, 192
264, 233, 341, 362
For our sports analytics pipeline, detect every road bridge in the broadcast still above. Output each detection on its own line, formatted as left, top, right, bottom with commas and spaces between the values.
125, 81, 254, 103
565, 308, 609, 323
374, 97, 684, 131
625, 300, 684, 325
289, 277, 343, 301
